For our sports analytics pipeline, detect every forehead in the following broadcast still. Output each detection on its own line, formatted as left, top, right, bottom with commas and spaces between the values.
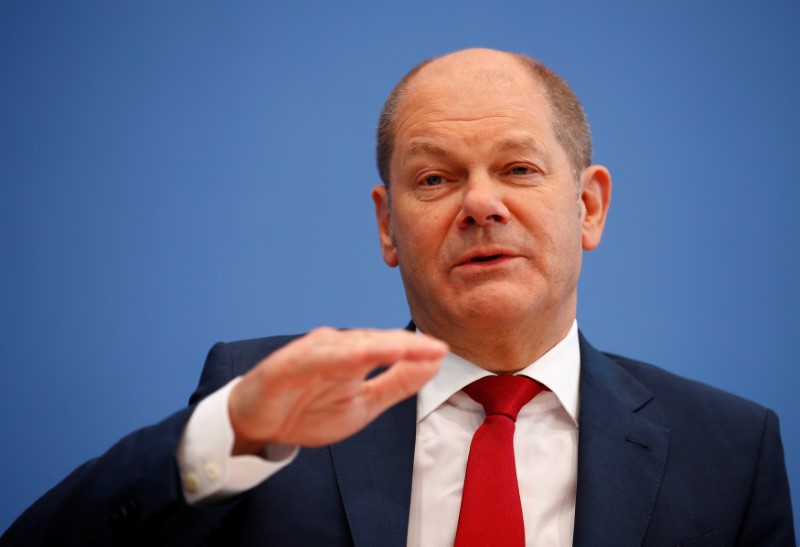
393, 53, 557, 148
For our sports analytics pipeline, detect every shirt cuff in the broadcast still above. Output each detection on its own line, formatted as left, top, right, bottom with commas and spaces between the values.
176, 377, 298, 504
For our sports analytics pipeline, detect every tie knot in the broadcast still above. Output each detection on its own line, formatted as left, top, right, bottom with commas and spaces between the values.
463, 375, 545, 422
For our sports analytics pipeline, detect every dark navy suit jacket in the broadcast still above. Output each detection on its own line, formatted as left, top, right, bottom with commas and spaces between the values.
2, 332, 795, 546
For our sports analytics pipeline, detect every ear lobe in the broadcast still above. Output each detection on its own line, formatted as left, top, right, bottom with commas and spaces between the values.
579, 165, 612, 251
371, 185, 399, 267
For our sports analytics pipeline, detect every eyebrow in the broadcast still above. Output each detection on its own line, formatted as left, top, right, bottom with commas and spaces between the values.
405, 141, 448, 161
405, 137, 543, 158
494, 136, 543, 153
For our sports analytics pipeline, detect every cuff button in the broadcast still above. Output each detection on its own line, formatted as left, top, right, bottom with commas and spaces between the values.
183, 472, 200, 493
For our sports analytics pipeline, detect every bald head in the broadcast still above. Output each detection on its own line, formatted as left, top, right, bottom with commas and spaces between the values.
376, 48, 592, 186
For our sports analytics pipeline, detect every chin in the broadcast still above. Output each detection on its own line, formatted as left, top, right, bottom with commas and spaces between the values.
457, 289, 541, 327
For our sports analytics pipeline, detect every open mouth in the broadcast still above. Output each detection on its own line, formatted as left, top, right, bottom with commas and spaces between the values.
470, 254, 504, 263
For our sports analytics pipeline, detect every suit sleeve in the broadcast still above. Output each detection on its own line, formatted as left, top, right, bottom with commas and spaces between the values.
1, 342, 247, 546
735, 409, 796, 546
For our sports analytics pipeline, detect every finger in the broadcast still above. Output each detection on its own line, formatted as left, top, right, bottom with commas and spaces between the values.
361, 356, 442, 415
286, 329, 447, 376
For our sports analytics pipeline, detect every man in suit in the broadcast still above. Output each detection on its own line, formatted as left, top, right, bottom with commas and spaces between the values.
3, 48, 794, 546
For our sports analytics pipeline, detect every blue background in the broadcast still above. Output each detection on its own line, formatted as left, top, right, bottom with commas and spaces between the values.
2, 0, 798, 534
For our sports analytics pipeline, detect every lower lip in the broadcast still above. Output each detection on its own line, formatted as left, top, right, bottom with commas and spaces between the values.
457, 255, 516, 271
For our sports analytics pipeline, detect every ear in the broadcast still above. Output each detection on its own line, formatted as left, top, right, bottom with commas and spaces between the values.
579, 165, 612, 251
371, 184, 398, 267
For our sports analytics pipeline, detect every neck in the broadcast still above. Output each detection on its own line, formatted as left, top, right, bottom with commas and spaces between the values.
414, 314, 575, 374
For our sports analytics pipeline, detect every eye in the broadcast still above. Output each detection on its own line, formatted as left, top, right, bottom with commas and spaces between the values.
509, 165, 535, 175
422, 175, 444, 186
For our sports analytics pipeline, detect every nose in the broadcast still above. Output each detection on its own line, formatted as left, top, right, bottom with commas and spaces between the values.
456, 174, 511, 228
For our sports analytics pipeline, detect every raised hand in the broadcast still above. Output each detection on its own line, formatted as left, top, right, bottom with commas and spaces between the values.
228, 327, 448, 454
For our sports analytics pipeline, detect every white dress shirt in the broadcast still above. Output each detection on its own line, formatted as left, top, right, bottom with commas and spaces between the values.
177, 321, 580, 546
408, 320, 580, 546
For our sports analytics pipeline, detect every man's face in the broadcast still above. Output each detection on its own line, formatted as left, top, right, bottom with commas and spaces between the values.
372, 50, 608, 349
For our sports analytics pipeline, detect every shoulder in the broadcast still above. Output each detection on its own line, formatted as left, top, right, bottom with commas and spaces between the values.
588, 350, 794, 543
219, 333, 306, 370
599, 350, 774, 435
190, 333, 306, 403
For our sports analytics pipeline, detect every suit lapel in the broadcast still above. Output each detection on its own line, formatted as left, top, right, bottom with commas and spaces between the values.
572, 335, 670, 547
329, 392, 417, 547
327, 328, 667, 546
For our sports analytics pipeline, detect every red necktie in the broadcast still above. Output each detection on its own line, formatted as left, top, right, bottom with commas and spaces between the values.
454, 375, 545, 547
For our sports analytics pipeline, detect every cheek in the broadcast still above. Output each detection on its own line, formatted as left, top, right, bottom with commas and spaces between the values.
396, 223, 457, 284
395, 203, 452, 247
514, 203, 582, 261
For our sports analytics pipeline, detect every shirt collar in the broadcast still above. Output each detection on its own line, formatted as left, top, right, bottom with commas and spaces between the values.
416, 320, 581, 426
